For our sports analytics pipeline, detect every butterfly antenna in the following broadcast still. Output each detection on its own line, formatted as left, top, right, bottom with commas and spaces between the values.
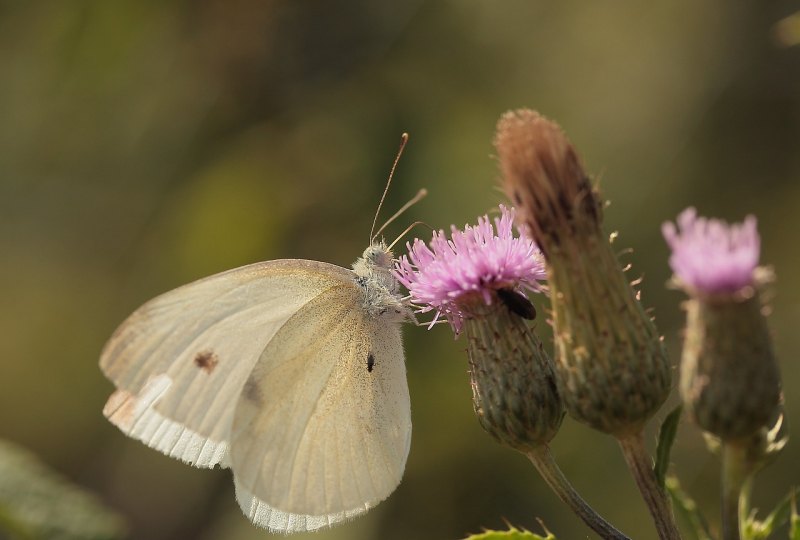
373, 188, 428, 242
370, 133, 409, 243
388, 220, 434, 252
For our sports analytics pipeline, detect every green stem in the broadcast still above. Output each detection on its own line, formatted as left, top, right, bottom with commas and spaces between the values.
721, 443, 748, 540
738, 475, 753, 537
527, 445, 631, 540
618, 431, 682, 540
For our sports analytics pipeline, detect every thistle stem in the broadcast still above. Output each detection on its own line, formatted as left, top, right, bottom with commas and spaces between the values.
738, 475, 754, 536
618, 431, 682, 540
527, 445, 631, 540
721, 443, 748, 540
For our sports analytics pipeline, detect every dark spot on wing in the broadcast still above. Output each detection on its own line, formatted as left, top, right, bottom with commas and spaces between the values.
497, 288, 536, 320
194, 350, 219, 373
242, 378, 263, 405
367, 353, 375, 373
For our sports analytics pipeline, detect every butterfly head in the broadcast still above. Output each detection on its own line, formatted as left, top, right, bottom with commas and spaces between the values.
361, 242, 394, 269
353, 241, 395, 286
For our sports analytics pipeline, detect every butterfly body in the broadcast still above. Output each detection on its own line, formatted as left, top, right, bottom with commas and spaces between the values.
100, 241, 412, 533
353, 243, 409, 320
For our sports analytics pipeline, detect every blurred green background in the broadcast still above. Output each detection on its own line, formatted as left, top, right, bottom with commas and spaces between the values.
1, 1, 799, 539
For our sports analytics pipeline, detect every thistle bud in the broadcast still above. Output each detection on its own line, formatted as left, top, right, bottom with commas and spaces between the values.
394, 206, 563, 450
495, 109, 671, 436
464, 297, 564, 451
664, 208, 783, 442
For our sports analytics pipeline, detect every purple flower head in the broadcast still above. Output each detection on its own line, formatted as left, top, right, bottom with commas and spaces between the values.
662, 207, 760, 294
394, 205, 546, 333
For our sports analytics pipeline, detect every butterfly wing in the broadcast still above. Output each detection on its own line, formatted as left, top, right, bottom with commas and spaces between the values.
229, 283, 411, 532
100, 259, 354, 468
233, 480, 371, 533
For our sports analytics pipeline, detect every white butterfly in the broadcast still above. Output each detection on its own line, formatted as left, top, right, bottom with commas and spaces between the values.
100, 138, 421, 533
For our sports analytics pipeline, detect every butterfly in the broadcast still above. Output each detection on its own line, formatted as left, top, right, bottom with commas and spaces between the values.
99, 135, 422, 533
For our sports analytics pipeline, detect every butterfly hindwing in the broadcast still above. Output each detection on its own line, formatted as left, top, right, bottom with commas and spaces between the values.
234, 478, 371, 533
230, 283, 411, 524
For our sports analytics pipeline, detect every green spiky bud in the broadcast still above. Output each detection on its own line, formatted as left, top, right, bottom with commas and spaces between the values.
663, 208, 784, 444
495, 109, 671, 436
465, 296, 564, 452
680, 289, 782, 442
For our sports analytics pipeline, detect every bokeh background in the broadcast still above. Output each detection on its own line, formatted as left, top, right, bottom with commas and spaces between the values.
2, 1, 799, 539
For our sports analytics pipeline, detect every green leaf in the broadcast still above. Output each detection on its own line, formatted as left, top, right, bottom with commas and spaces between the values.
790, 493, 800, 540
743, 487, 796, 539
665, 476, 712, 540
0, 439, 127, 540
463, 524, 556, 540
654, 405, 683, 489
760, 488, 795, 536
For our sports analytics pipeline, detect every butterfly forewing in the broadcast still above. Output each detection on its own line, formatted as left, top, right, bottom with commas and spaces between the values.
230, 284, 411, 518
100, 260, 354, 467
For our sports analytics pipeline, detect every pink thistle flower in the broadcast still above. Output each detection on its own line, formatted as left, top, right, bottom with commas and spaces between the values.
662, 207, 760, 295
393, 205, 546, 333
